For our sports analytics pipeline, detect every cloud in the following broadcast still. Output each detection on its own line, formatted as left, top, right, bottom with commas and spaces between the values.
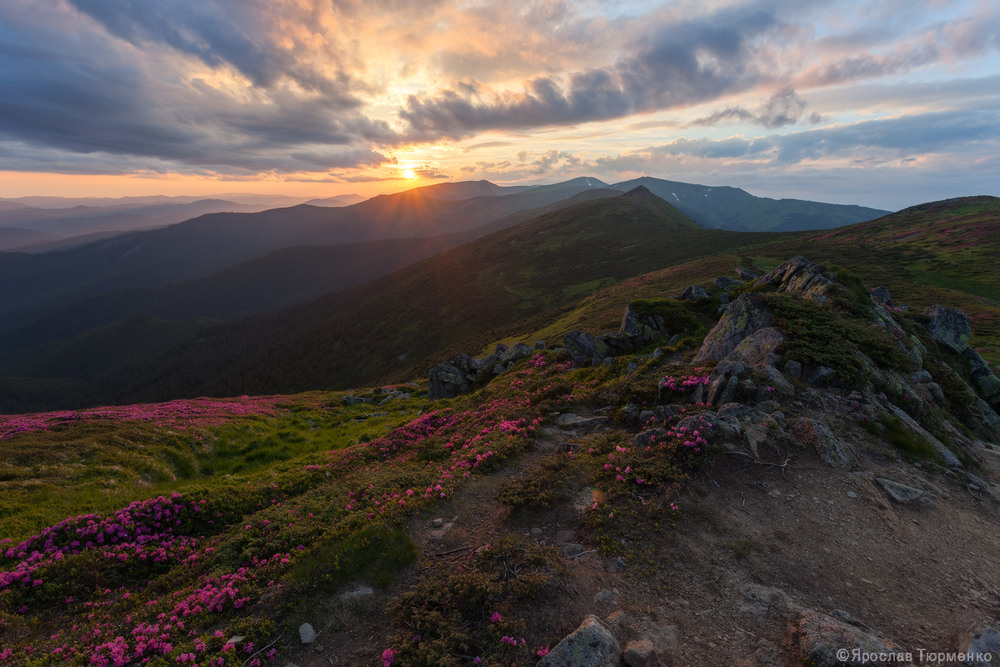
688, 87, 815, 128
400, 2, 787, 138
0, 0, 399, 175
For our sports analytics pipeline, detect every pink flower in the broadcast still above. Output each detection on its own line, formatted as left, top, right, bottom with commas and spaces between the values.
490, 612, 502, 623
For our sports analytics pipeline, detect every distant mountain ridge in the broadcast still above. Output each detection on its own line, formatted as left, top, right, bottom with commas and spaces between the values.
611, 177, 890, 231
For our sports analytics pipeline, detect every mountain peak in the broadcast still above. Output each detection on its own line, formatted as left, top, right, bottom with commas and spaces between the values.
623, 184, 655, 199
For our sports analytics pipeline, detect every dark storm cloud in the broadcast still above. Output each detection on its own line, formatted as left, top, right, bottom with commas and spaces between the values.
400, 3, 784, 139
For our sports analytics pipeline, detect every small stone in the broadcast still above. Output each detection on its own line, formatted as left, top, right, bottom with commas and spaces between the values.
337, 584, 374, 602
538, 616, 620, 667
846, 491, 858, 499
622, 638, 655, 667
226, 636, 244, 645
594, 589, 613, 604
555, 530, 575, 544
431, 518, 445, 528
561, 543, 585, 558
531, 527, 542, 536
876, 477, 937, 508
299, 623, 316, 645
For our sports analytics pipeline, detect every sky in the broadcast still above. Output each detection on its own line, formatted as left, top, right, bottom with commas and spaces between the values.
0, 0, 998, 210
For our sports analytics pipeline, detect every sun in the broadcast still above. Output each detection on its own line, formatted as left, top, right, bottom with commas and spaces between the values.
402, 169, 417, 180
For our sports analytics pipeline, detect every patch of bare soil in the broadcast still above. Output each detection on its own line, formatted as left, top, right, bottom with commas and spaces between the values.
289, 402, 1000, 667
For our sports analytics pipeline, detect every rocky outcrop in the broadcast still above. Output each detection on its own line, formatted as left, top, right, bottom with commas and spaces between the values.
696, 293, 772, 362
728, 326, 785, 368
793, 610, 902, 667
788, 418, 858, 469
679, 284, 710, 303
428, 344, 534, 399
537, 615, 620, 667
962, 347, 1000, 409
958, 624, 1000, 667
757, 256, 835, 301
925, 304, 971, 353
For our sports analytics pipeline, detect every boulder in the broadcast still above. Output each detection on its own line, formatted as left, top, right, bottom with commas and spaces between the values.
760, 364, 795, 398
875, 477, 936, 508
885, 403, 963, 468
962, 347, 1000, 406
714, 276, 744, 290
958, 624, 1000, 667
500, 343, 533, 364
565, 331, 599, 366
299, 623, 316, 644
728, 326, 785, 368
735, 267, 758, 281
925, 304, 971, 353
758, 256, 834, 301
716, 403, 782, 457
794, 609, 901, 667
428, 361, 472, 400
537, 615, 620, 667
695, 293, 772, 362
806, 365, 836, 385
870, 285, 893, 305
680, 284, 710, 303
788, 418, 857, 468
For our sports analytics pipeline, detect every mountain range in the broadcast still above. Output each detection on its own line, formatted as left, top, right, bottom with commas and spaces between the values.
0, 176, 909, 412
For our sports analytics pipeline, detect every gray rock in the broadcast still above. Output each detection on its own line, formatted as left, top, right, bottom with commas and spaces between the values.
555, 530, 575, 544
537, 615, 621, 667
788, 418, 858, 469
565, 331, 599, 366
758, 256, 834, 301
962, 347, 1000, 405
680, 284, 710, 302
696, 292, 772, 362
649, 347, 664, 361
925, 304, 971, 353
593, 589, 613, 604
621, 639, 655, 667
875, 477, 936, 508
870, 285, 892, 305
958, 624, 1000, 667
729, 326, 785, 368
806, 365, 836, 385
717, 403, 782, 457
535, 340, 547, 350
298, 623, 316, 644
715, 276, 744, 290
342, 395, 371, 405
337, 584, 375, 601
795, 609, 900, 667
736, 267, 758, 280
635, 428, 670, 449
784, 360, 802, 378
885, 403, 963, 468
760, 364, 795, 398
561, 543, 585, 558
428, 361, 472, 400
500, 343, 534, 364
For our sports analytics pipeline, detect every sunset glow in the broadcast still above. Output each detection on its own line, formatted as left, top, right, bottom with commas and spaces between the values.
1, 1, 998, 209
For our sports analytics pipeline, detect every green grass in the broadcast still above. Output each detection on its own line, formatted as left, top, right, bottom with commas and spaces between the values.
0, 394, 421, 542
